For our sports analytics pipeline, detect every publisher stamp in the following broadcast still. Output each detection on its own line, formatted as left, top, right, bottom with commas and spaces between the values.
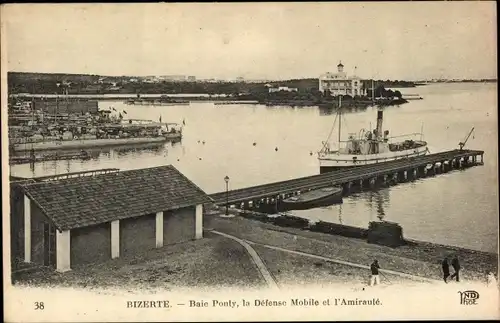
458, 291, 479, 306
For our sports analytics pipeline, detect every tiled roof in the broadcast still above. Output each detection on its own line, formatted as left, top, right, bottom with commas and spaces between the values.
22, 165, 212, 231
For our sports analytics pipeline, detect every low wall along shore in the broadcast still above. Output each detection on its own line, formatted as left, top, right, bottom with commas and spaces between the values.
212, 205, 488, 252
217, 207, 376, 242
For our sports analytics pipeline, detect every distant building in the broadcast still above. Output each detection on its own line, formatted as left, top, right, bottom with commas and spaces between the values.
143, 77, 157, 83
236, 77, 244, 82
268, 86, 298, 93
159, 75, 187, 82
187, 76, 196, 82
319, 61, 365, 96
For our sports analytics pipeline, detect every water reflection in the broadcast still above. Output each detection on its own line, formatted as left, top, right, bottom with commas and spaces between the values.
15, 142, 171, 175
114, 144, 165, 156
318, 105, 369, 116
290, 185, 393, 229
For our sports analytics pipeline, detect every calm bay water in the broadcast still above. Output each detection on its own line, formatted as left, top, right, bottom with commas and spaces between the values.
10, 83, 498, 253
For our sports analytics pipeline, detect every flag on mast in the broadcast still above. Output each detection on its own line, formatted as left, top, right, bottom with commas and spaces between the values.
159, 115, 162, 123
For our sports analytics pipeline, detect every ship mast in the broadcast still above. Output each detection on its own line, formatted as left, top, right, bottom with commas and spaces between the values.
337, 80, 342, 151
371, 79, 375, 102
338, 96, 342, 150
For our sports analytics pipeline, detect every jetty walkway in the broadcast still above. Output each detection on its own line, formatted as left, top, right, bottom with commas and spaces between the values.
209, 149, 484, 206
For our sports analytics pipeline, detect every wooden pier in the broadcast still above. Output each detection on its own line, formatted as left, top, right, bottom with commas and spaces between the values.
209, 149, 484, 207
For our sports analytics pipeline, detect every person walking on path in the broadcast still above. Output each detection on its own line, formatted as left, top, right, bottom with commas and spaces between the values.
370, 260, 380, 286
450, 255, 461, 282
442, 257, 450, 283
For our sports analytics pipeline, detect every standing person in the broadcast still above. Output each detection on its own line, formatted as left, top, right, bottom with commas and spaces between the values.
450, 255, 461, 282
486, 271, 497, 288
370, 260, 380, 286
442, 257, 450, 283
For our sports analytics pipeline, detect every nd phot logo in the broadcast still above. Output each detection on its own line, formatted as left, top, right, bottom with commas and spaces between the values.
458, 290, 479, 305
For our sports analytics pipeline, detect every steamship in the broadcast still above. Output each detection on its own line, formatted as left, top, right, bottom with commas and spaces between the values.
318, 97, 428, 173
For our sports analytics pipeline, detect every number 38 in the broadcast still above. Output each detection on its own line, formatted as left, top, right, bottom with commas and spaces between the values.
35, 302, 44, 310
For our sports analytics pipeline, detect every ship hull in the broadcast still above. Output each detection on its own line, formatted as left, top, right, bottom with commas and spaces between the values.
12, 135, 181, 152
319, 145, 428, 173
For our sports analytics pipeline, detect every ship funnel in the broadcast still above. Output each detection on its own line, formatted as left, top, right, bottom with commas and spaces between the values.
376, 109, 384, 139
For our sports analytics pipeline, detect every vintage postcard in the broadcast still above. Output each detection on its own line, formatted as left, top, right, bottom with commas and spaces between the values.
2, 2, 498, 322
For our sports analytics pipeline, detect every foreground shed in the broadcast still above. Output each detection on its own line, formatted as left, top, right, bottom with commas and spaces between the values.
16, 165, 212, 272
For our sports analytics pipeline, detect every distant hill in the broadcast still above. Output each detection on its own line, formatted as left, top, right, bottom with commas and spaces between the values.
8, 72, 101, 83
7, 71, 427, 95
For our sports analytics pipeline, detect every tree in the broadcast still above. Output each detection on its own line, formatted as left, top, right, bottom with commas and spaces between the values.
374, 85, 385, 98
384, 89, 394, 98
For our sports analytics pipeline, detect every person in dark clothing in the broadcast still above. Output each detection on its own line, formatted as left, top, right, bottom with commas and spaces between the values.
450, 255, 461, 282
370, 260, 380, 286
442, 257, 450, 283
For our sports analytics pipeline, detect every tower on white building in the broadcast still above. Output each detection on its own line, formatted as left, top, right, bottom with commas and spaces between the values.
319, 61, 365, 97
337, 61, 344, 73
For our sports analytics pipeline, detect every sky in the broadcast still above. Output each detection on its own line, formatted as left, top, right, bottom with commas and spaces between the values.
2, 2, 497, 81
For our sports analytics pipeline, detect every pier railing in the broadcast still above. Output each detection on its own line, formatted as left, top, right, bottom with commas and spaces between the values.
209, 149, 484, 205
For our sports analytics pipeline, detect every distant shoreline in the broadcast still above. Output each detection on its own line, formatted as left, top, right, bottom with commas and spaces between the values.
9, 93, 407, 108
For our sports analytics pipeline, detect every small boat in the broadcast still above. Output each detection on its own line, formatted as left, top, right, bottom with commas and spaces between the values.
402, 94, 423, 100
280, 186, 343, 211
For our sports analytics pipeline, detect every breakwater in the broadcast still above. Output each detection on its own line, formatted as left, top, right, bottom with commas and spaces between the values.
11, 93, 232, 101
12, 93, 407, 108
262, 98, 407, 108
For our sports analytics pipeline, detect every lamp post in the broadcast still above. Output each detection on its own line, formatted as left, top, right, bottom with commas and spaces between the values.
224, 176, 230, 215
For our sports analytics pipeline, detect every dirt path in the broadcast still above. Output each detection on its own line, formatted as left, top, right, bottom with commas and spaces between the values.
211, 230, 280, 290
205, 214, 496, 283
249, 241, 439, 284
